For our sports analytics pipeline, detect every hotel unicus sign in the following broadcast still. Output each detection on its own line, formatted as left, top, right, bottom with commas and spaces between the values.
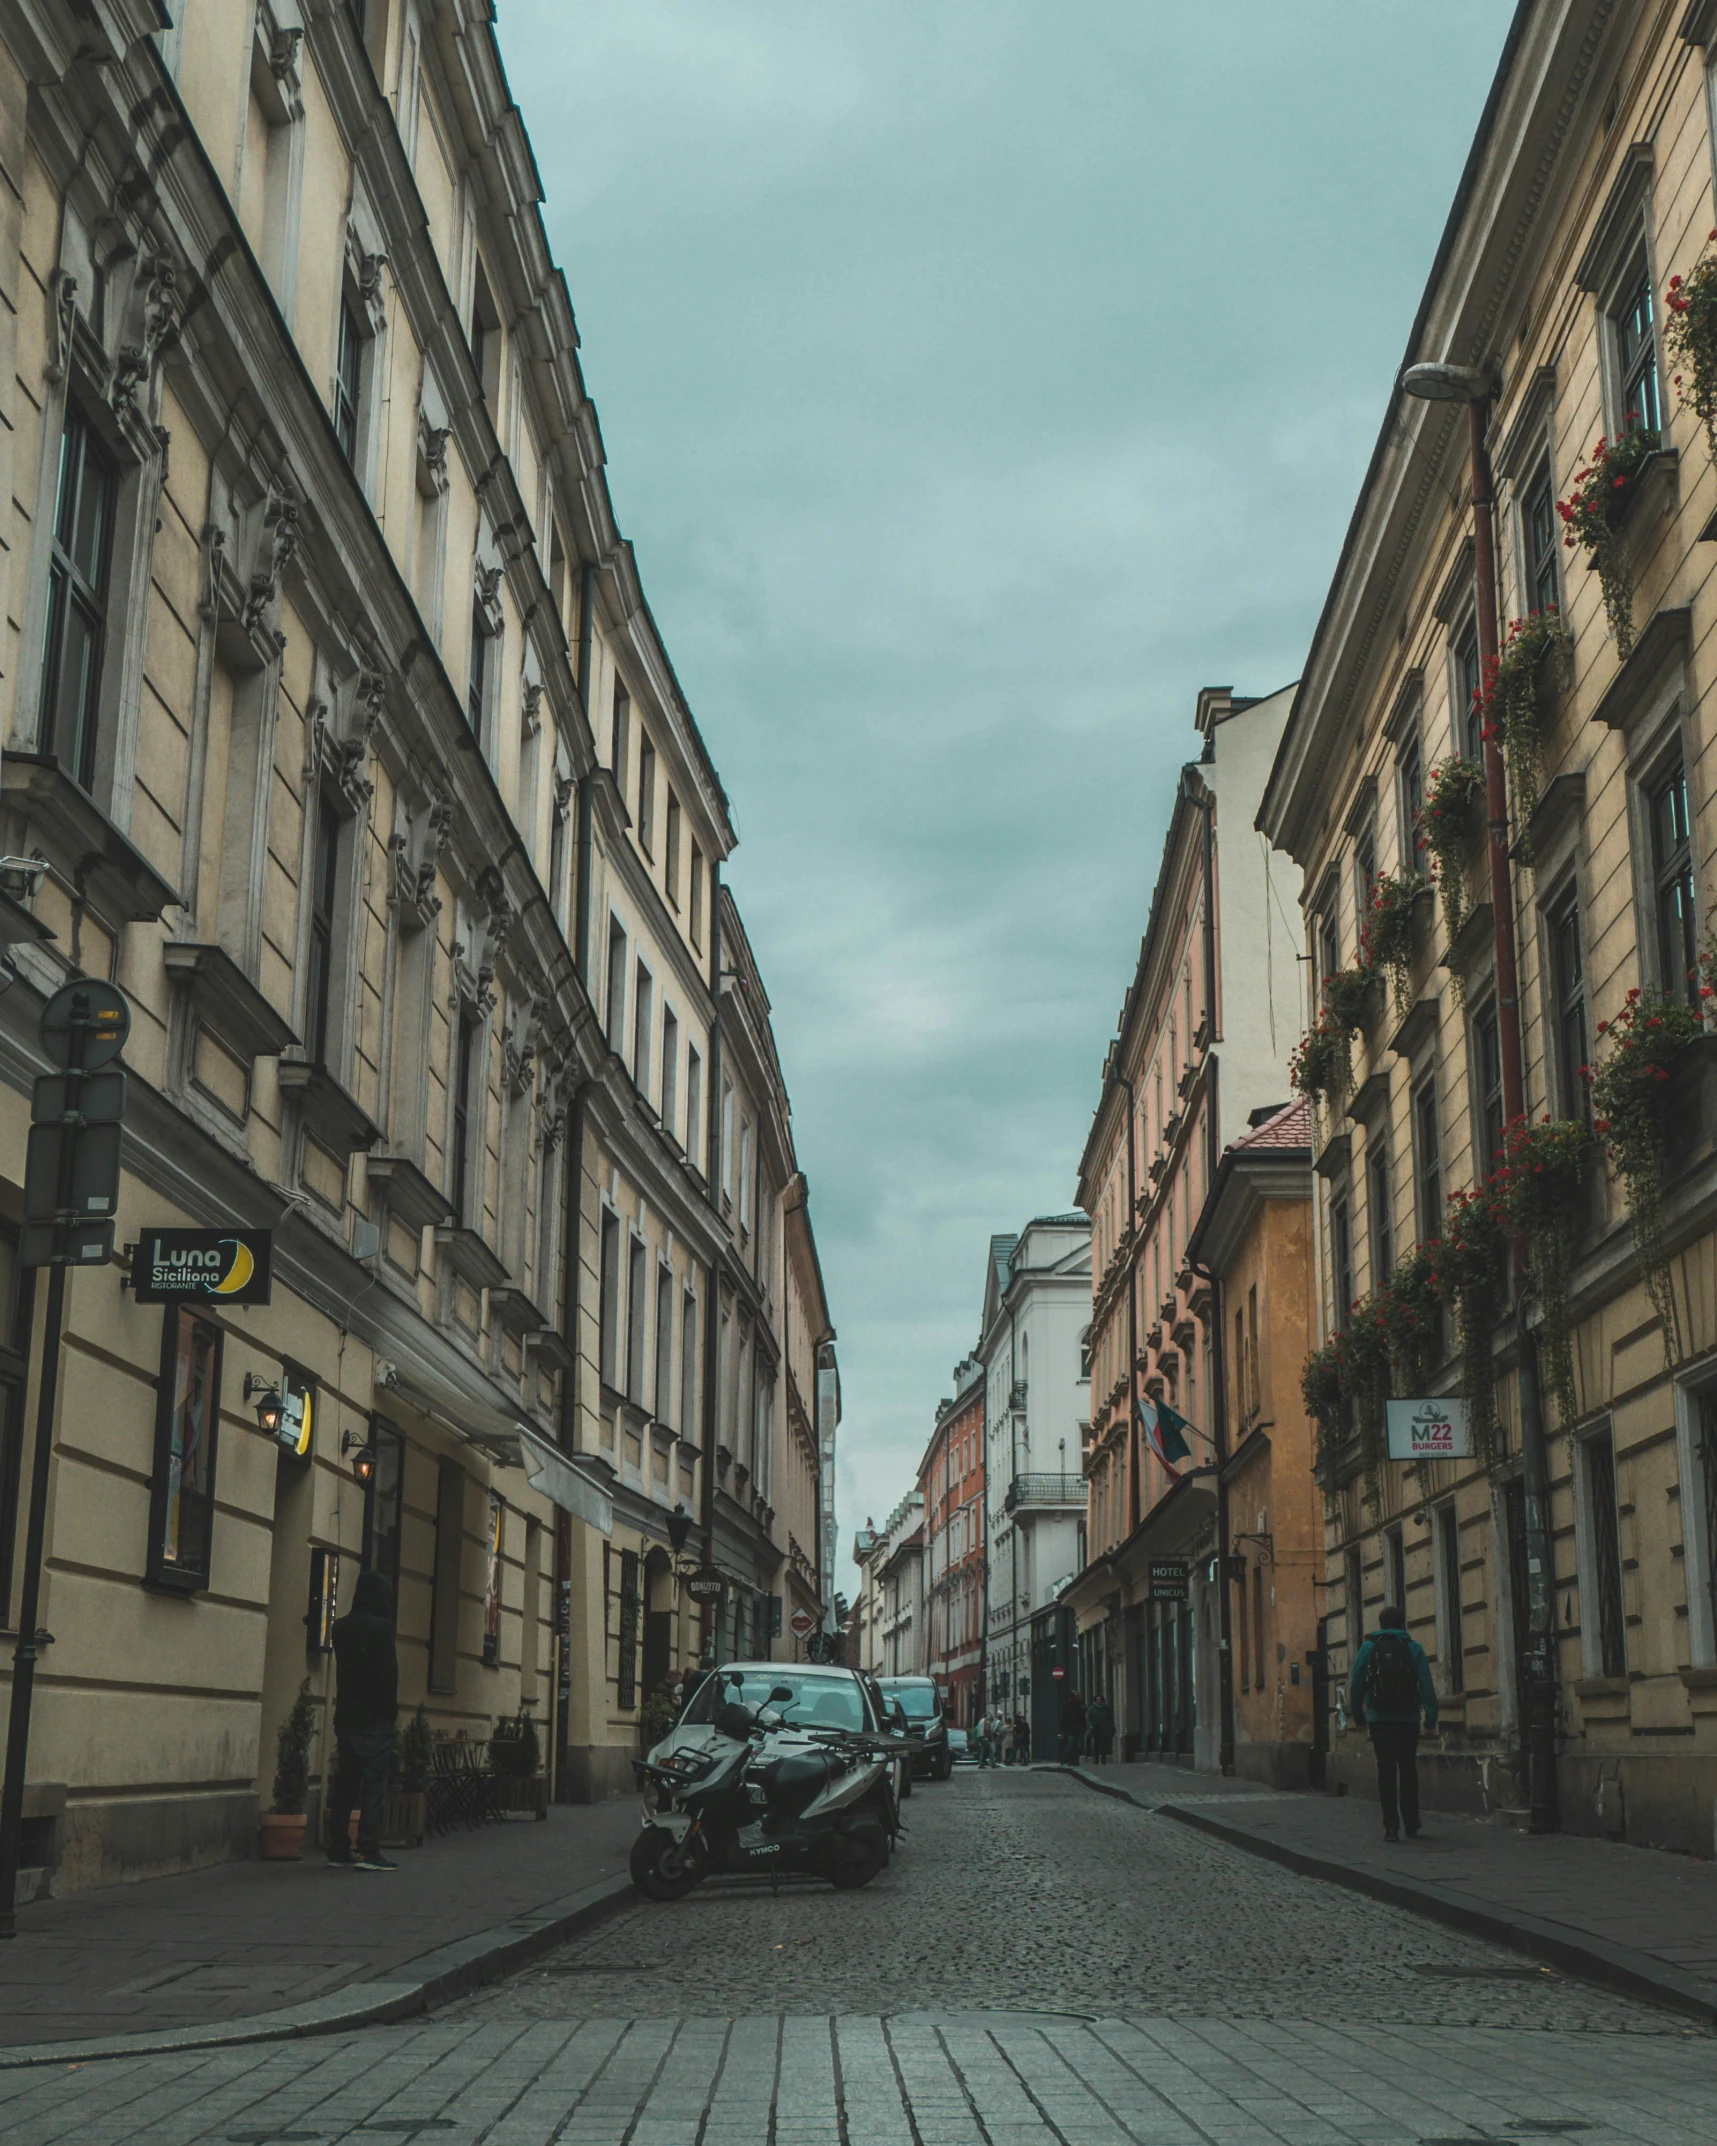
130, 1228, 273, 1307
1147, 1559, 1188, 1601
1385, 1398, 1471, 1461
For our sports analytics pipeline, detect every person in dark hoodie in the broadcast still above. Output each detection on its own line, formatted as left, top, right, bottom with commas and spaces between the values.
1349, 1603, 1439, 1843
328, 1569, 400, 1871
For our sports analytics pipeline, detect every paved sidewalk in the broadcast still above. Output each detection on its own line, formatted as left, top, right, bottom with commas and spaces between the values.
0, 1798, 641, 2056
1048, 1761, 1717, 2025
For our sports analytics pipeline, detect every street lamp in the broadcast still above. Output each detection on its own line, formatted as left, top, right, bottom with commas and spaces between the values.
342, 1429, 377, 1489
242, 1372, 282, 1437
1400, 353, 1558, 1836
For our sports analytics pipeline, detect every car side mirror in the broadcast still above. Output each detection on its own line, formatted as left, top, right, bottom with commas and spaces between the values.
890, 1701, 907, 1730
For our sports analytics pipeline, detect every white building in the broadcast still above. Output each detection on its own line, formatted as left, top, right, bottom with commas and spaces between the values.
979, 1216, 1092, 1753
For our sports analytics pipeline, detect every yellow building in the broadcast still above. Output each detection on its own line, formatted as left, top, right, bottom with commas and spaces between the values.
0, 0, 835, 1892
1259, 0, 1717, 1853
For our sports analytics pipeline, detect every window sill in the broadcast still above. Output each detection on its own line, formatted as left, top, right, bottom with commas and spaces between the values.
277, 1060, 381, 1150
1, 753, 181, 924
142, 1568, 207, 1598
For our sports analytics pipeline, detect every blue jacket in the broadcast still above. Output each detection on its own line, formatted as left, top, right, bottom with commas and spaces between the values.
1350, 1629, 1438, 1730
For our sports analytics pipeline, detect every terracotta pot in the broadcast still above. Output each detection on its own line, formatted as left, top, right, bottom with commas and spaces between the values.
259, 1810, 306, 1861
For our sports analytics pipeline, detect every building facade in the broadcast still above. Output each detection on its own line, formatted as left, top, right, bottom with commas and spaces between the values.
1258, 0, 1717, 1854
1183, 1100, 1321, 1787
979, 1216, 1091, 1758
0, 0, 834, 1893
919, 1355, 985, 1727
875, 1491, 925, 1680
1069, 686, 1300, 1766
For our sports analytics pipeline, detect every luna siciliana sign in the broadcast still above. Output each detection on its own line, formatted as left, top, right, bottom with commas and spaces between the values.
132, 1228, 273, 1307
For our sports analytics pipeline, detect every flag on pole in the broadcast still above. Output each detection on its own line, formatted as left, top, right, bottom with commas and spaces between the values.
1137, 1393, 1193, 1478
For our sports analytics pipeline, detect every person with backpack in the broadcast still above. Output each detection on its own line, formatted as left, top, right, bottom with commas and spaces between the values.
326, 1569, 400, 1872
1349, 1603, 1438, 1842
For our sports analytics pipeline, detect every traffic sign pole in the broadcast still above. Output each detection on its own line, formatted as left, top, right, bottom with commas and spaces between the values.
0, 986, 124, 1936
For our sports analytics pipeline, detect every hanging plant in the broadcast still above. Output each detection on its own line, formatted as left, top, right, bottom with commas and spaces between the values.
1493, 1115, 1589, 1431
1323, 964, 1375, 1036
1586, 986, 1708, 1357
1290, 1008, 1348, 1104
1358, 871, 1430, 1016
1555, 427, 1661, 659
1302, 1338, 1346, 1477
1426, 1186, 1506, 1469
1418, 757, 1485, 955
1378, 1245, 1441, 1396
1474, 611, 1572, 853
1664, 235, 1717, 470
1342, 1295, 1393, 1491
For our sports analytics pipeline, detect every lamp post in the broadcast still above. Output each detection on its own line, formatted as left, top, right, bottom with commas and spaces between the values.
1398, 360, 1558, 1836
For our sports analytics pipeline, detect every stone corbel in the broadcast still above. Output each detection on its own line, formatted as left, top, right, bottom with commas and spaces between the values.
553, 770, 573, 824
416, 405, 450, 496
110, 234, 182, 428
503, 995, 547, 1094
473, 558, 505, 640
345, 226, 388, 337
46, 271, 77, 386
242, 472, 300, 639
199, 523, 228, 626
521, 680, 543, 739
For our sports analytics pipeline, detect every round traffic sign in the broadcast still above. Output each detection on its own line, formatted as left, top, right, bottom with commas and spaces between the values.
40, 981, 131, 1071
790, 1608, 816, 1639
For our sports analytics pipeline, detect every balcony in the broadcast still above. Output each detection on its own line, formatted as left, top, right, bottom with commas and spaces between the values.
1004, 1473, 1085, 1515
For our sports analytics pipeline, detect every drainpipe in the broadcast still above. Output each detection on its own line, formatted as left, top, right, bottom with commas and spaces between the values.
574, 562, 596, 984
1120, 1071, 1140, 1537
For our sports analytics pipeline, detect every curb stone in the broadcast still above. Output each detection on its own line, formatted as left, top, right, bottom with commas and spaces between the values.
1045, 1762, 1717, 2030
0, 1870, 635, 2069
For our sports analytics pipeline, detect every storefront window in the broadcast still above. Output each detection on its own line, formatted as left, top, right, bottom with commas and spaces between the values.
147, 1308, 222, 1590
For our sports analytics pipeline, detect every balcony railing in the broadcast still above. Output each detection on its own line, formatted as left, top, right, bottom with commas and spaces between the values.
1004, 1472, 1085, 1514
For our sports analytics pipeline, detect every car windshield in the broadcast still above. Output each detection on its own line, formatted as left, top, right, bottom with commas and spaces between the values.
681, 1667, 867, 1732
885, 1684, 939, 1720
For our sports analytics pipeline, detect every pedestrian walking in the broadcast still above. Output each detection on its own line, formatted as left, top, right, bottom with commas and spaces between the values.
1088, 1695, 1114, 1765
1011, 1710, 1030, 1765
976, 1708, 997, 1768
1349, 1603, 1438, 1842
1059, 1685, 1086, 1764
326, 1568, 400, 1872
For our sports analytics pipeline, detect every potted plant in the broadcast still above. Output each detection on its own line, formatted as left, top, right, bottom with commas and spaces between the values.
1555, 427, 1662, 657
1493, 1114, 1590, 1430
261, 1678, 316, 1860
1664, 236, 1717, 470
1301, 1337, 1346, 1477
639, 1687, 676, 1749
1473, 611, 1572, 852
1418, 757, 1486, 958
490, 1706, 548, 1817
1290, 1008, 1349, 1105
1587, 985, 1709, 1356
1358, 871, 1431, 1016
383, 1702, 434, 1850
1426, 1186, 1506, 1469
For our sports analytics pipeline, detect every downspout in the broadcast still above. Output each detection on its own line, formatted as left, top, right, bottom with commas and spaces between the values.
552, 1076, 589, 1799
573, 562, 596, 983
1120, 1071, 1140, 1537
699, 865, 726, 1663
1193, 776, 1236, 1776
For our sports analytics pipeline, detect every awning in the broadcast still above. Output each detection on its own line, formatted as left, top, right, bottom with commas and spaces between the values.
375, 1356, 612, 1534
517, 1422, 613, 1535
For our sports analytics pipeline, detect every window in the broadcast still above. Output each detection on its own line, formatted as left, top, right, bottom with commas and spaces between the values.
1649, 758, 1697, 999
1548, 889, 1590, 1119
1384, 1524, 1406, 1613
633, 961, 653, 1098
1354, 823, 1377, 925
660, 1008, 679, 1140
450, 1011, 478, 1221
685, 1047, 703, 1173
1455, 617, 1482, 760
689, 843, 704, 948
598, 1211, 621, 1389
1246, 1284, 1260, 1415
1329, 1195, 1353, 1329
604, 916, 627, 1047
655, 1266, 674, 1423
1397, 736, 1424, 866
1252, 1564, 1265, 1691
665, 793, 682, 908
0, 1228, 35, 1618
466, 597, 488, 732
1614, 257, 1660, 437
739, 1118, 754, 1232
720, 1080, 735, 1207
1522, 463, 1560, 617
40, 402, 117, 789
637, 736, 656, 856
1344, 1542, 1365, 1658
1236, 1563, 1251, 1692
1436, 1503, 1464, 1693
680, 1293, 698, 1442
1413, 1078, 1441, 1239
610, 680, 629, 781
1584, 1430, 1626, 1677
363, 1417, 405, 1599
1367, 1142, 1392, 1292
334, 296, 363, 463
147, 1309, 223, 1590
1316, 905, 1339, 994
1472, 1001, 1505, 1177
469, 258, 501, 405
304, 794, 341, 1067
626, 1236, 647, 1400
1696, 1387, 1717, 1661
481, 1492, 502, 1667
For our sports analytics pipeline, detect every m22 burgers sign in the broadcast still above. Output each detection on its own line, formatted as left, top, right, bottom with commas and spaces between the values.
1385, 1398, 1472, 1461
131, 1228, 273, 1307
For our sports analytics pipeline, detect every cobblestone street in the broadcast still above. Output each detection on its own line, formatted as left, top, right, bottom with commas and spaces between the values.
1, 1772, 1710, 2144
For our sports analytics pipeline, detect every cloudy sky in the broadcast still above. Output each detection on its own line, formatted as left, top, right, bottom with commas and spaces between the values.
497, 1, 1512, 1583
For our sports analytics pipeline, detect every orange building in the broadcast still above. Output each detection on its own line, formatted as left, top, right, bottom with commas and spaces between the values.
920, 1357, 986, 1728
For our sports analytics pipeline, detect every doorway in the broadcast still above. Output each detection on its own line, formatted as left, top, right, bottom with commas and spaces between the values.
641, 1548, 673, 1700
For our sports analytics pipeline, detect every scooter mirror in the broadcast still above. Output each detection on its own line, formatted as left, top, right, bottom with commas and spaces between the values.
715, 1701, 755, 1741
768, 1685, 794, 1704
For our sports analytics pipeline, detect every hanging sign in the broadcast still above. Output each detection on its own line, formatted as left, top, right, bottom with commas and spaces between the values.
1386, 1398, 1472, 1461
686, 1568, 725, 1603
1148, 1558, 1189, 1601
276, 1365, 316, 1461
131, 1228, 273, 1306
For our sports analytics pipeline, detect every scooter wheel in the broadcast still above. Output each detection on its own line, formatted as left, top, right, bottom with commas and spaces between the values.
630, 1826, 700, 1900
827, 1823, 890, 1890
899, 1767, 913, 1799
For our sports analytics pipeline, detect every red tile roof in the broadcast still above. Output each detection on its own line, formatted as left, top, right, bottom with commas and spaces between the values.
1230, 1098, 1311, 1153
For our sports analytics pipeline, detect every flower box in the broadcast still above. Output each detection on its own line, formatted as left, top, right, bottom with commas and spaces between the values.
493, 1773, 549, 1819
381, 1789, 427, 1849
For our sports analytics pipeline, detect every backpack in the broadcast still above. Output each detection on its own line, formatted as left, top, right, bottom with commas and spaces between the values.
1366, 1633, 1420, 1717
